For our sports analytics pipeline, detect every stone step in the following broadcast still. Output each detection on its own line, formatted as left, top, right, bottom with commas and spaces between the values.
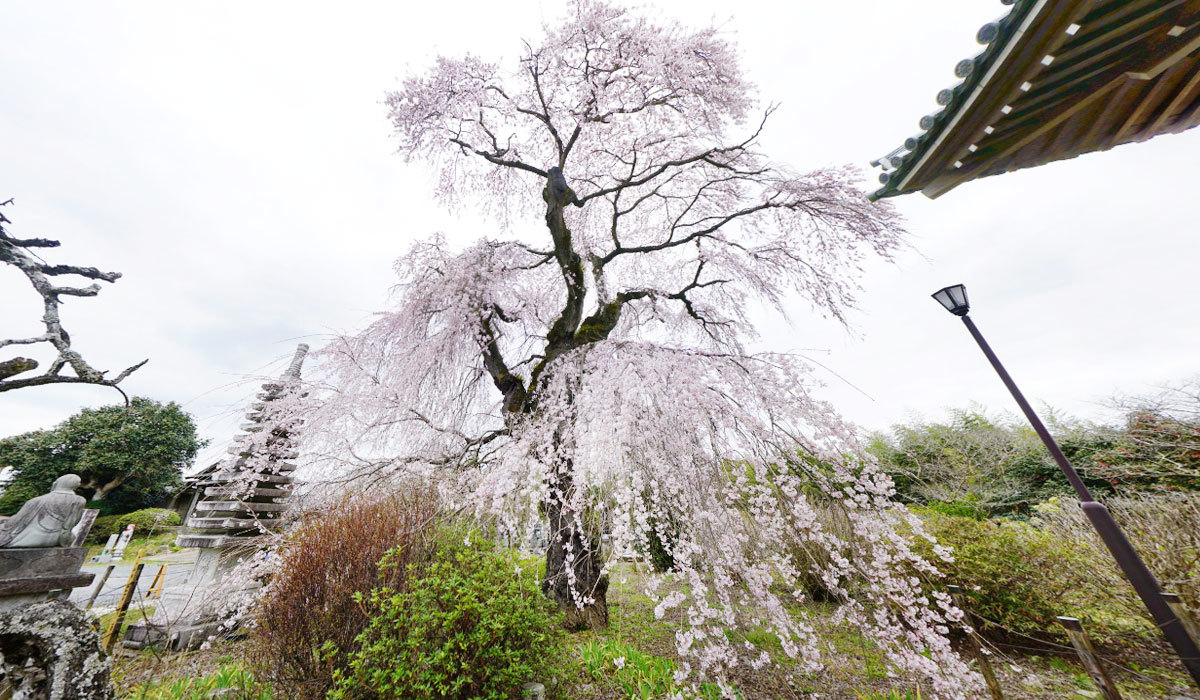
194, 501, 288, 513
174, 534, 239, 549
186, 517, 281, 530
202, 486, 291, 499
203, 471, 294, 485
225, 442, 298, 460
0, 572, 94, 597
0, 546, 88, 579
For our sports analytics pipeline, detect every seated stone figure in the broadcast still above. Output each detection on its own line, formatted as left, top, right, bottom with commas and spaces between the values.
0, 474, 86, 548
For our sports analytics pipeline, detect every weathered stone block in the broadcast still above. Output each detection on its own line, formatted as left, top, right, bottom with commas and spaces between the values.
0, 546, 88, 579
0, 599, 114, 699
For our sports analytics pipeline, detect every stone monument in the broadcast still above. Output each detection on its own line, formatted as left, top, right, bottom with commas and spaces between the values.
123, 344, 308, 650
177, 343, 308, 584
0, 474, 95, 612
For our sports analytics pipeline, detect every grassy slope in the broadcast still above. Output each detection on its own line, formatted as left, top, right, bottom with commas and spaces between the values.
111, 559, 1195, 699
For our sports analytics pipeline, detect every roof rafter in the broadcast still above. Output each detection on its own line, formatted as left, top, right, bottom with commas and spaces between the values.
870, 0, 1200, 199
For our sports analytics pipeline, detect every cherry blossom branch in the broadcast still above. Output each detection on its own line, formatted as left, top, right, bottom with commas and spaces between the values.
573, 110, 771, 206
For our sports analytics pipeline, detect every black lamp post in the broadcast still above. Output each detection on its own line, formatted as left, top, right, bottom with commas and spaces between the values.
931, 283, 1200, 688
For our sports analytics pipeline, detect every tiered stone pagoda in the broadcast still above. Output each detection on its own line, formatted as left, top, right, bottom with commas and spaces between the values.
177, 343, 308, 585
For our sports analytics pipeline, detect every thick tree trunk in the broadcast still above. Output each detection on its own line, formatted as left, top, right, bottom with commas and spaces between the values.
89, 474, 124, 501
542, 457, 609, 631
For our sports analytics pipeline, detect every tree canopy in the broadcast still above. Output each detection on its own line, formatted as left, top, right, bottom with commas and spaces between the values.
0, 397, 204, 515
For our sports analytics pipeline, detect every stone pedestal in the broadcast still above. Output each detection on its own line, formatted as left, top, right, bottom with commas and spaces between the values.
0, 546, 94, 612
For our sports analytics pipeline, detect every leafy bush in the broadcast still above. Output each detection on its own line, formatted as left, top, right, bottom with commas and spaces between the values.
329, 526, 562, 700
914, 509, 1152, 643
869, 409, 1117, 517
88, 508, 180, 544
920, 498, 987, 520
251, 489, 441, 700
124, 663, 271, 700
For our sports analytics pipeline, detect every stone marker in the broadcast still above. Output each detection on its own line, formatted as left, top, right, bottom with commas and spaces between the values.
110, 523, 136, 561
69, 508, 99, 548
93, 533, 119, 563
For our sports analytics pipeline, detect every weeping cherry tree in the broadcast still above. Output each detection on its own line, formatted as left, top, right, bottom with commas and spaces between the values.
299, 1, 978, 694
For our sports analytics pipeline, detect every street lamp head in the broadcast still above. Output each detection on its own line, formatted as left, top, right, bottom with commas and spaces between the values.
932, 284, 970, 316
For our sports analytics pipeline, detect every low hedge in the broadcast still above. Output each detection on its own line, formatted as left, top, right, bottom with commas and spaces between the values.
914, 508, 1154, 644
87, 508, 181, 544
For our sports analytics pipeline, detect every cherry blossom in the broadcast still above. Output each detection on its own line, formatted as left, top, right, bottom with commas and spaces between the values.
293, 1, 978, 694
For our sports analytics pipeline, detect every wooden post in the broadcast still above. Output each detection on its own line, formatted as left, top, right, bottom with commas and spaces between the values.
1163, 593, 1200, 648
103, 561, 145, 651
85, 565, 116, 610
947, 585, 1004, 699
1057, 616, 1122, 700
145, 564, 168, 599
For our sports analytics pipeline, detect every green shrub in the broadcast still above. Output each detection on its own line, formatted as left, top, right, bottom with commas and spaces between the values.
88, 508, 180, 544
914, 509, 1151, 643
329, 526, 562, 700
251, 490, 441, 700
921, 498, 987, 520
1032, 494, 1200, 634
646, 515, 677, 573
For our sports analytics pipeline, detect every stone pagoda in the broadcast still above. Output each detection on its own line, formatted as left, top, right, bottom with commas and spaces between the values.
177, 343, 308, 585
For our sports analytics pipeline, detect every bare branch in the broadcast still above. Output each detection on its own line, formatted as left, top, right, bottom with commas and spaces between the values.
0, 201, 147, 394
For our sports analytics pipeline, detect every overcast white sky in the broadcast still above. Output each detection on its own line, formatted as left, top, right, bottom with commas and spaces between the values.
3, 1, 1198, 469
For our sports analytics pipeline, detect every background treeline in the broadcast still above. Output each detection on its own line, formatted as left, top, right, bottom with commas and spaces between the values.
868, 379, 1200, 518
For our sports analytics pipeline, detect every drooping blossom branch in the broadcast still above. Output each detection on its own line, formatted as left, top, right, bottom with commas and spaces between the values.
0, 200, 146, 395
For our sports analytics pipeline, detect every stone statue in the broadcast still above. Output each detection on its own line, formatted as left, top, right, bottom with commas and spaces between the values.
0, 474, 86, 548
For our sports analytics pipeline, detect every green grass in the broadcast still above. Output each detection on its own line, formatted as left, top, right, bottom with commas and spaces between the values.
86, 531, 180, 563
97, 604, 156, 641
122, 663, 271, 700
108, 556, 1199, 700
855, 689, 922, 700
578, 637, 737, 699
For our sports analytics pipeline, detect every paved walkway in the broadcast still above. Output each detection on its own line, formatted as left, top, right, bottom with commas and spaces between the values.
71, 555, 196, 609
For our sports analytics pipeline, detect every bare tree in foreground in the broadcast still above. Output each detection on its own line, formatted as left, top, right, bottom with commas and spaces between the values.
298, 2, 978, 693
0, 200, 145, 395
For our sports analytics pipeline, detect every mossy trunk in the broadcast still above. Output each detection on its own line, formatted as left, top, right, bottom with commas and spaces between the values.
542, 452, 608, 631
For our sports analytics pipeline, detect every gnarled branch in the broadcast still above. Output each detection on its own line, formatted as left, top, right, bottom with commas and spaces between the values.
0, 200, 147, 396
